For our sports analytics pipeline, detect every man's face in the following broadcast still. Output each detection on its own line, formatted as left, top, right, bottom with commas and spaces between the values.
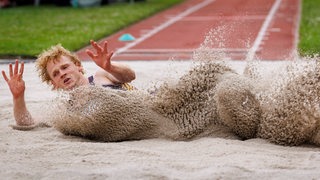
47, 56, 85, 90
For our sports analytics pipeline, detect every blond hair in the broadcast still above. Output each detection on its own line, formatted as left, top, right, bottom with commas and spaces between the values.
35, 44, 83, 85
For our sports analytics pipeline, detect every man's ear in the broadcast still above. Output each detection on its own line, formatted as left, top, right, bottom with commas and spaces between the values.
79, 66, 85, 74
51, 80, 58, 90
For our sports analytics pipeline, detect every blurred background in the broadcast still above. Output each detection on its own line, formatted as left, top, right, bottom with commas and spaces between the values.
1, 0, 146, 8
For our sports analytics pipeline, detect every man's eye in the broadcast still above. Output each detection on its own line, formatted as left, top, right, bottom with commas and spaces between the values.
62, 65, 69, 69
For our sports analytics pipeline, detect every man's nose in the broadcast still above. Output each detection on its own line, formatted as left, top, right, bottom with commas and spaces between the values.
60, 70, 67, 79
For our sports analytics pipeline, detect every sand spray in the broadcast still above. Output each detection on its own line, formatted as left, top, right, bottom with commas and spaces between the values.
49, 27, 320, 146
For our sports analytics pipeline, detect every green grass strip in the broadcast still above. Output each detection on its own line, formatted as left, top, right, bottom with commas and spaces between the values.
298, 0, 320, 56
0, 0, 182, 58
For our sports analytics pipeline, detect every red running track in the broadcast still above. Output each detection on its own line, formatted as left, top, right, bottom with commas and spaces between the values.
76, 0, 300, 61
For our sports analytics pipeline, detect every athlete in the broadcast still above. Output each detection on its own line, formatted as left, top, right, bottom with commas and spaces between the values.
2, 40, 136, 128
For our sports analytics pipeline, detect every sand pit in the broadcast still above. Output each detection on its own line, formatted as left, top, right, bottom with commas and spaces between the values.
1, 59, 320, 179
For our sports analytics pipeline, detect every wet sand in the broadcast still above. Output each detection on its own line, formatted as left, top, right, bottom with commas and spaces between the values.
0, 60, 320, 179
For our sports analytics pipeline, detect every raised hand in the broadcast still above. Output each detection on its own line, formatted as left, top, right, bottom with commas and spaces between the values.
2, 60, 26, 99
86, 40, 114, 71
85, 39, 136, 84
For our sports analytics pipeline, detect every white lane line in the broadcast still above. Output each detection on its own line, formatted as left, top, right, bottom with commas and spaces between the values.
115, 0, 215, 55
121, 48, 248, 53
176, 15, 266, 21
293, 0, 301, 58
246, 0, 282, 61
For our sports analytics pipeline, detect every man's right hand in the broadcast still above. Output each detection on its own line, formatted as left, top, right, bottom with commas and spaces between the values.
2, 59, 35, 127
2, 60, 26, 99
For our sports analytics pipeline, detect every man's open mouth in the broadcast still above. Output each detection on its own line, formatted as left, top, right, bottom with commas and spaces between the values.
64, 78, 71, 84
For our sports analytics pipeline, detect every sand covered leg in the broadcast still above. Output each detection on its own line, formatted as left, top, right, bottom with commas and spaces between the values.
257, 61, 320, 146
309, 126, 320, 146
151, 61, 236, 139
214, 73, 261, 139
258, 105, 319, 146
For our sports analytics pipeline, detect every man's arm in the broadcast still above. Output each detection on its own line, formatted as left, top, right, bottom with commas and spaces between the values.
2, 60, 35, 126
86, 40, 136, 84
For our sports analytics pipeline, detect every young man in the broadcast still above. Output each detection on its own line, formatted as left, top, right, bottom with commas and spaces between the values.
2, 40, 136, 128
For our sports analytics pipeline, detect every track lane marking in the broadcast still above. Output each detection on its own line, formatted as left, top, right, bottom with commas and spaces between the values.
246, 0, 282, 61
115, 0, 215, 55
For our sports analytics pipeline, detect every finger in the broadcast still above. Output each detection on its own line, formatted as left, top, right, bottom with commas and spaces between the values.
14, 59, 19, 75
9, 63, 13, 77
108, 51, 114, 59
2, 71, 9, 82
103, 41, 108, 54
19, 62, 24, 76
90, 40, 97, 48
90, 39, 95, 48
91, 40, 103, 53
86, 49, 96, 60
